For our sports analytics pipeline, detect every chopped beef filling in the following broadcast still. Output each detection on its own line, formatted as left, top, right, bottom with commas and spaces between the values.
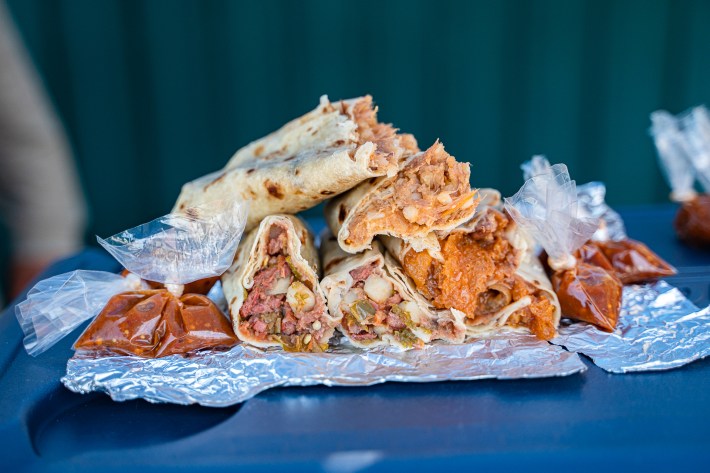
349, 263, 375, 282
239, 224, 327, 351
402, 209, 557, 340
344, 141, 477, 248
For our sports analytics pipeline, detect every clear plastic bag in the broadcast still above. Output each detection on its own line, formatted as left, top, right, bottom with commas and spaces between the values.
650, 110, 698, 202
651, 106, 710, 245
98, 200, 248, 286
506, 157, 622, 332
676, 106, 710, 192
16, 199, 248, 356
506, 156, 598, 271
15, 271, 146, 356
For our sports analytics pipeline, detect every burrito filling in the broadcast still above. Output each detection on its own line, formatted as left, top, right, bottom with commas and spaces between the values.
341, 262, 462, 347
343, 141, 478, 248
239, 225, 328, 352
401, 209, 557, 340
345, 96, 420, 171
337, 262, 418, 348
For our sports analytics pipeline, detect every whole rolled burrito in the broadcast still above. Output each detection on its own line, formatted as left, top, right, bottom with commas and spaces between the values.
382, 194, 561, 341
320, 235, 466, 349
325, 140, 478, 255
174, 95, 419, 231
221, 215, 340, 352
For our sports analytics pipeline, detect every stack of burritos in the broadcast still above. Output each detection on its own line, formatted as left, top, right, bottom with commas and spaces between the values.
174, 95, 561, 351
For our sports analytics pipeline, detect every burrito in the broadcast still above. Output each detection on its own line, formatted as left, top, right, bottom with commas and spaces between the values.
221, 215, 339, 352
382, 197, 561, 340
325, 140, 479, 255
174, 95, 419, 230
320, 235, 466, 349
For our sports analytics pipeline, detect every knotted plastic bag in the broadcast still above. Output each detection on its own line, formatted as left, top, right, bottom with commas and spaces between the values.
650, 110, 699, 202
505, 157, 623, 332
16, 200, 248, 357
98, 201, 247, 288
651, 106, 710, 245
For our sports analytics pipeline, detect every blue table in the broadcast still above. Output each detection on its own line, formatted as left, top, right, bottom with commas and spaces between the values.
1, 206, 709, 471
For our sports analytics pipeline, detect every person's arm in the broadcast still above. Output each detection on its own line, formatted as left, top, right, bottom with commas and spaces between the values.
0, 2, 87, 298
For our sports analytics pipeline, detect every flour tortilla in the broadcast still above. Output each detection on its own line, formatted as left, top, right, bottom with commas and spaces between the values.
174, 95, 418, 231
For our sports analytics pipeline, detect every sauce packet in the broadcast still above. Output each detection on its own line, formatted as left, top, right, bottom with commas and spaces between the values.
16, 200, 248, 357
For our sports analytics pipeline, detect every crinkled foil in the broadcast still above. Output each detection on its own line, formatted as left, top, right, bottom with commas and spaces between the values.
62, 331, 585, 407
552, 281, 710, 373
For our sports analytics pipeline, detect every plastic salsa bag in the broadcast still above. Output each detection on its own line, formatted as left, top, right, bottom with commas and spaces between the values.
592, 239, 676, 284
16, 200, 248, 358
651, 106, 710, 246
505, 157, 623, 332
73, 291, 237, 357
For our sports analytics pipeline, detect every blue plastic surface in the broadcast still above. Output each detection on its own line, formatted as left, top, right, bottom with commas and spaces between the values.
1, 207, 709, 471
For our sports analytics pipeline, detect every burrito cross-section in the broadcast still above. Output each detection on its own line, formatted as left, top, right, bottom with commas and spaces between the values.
320, 236, 466, 349
325, 140, 479, 255
383, 203, 561, 341
221, 215, 340, 352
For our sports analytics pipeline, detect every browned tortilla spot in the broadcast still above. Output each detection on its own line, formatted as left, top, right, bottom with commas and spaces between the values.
334, 139, 345, 146
265, 180, 285, 199
179, 203, 186, 210
254, 145, 264, 156
285, 156, 296, 162
295, 169, 301, 176
338, 204, 347, 223
230, 297, 237, 305
246, 168, 255, 175
204, 172, 227, 190
325, 256, 345, 272
311, 129, 318, 136
320, 190, 335, 196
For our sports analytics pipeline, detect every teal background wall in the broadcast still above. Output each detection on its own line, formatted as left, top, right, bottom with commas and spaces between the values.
5, 0, 710, 241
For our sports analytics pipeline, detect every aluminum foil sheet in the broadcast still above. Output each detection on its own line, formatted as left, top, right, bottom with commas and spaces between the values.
62, 330, 586, 407
552, 281, 710, 373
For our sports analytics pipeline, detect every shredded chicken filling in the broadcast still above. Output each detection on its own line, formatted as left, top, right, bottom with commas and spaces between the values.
344, 142, 477, 247
401, 209, 556, 340
240, 225, 327, 351
345, 96, 420, 171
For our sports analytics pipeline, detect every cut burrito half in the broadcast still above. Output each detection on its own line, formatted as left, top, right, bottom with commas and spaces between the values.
174, 95, 419, 231
325, 140, 478, 255
222, 215, 339, 352
382, 194, 561, 340
320, 235, 466, 349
